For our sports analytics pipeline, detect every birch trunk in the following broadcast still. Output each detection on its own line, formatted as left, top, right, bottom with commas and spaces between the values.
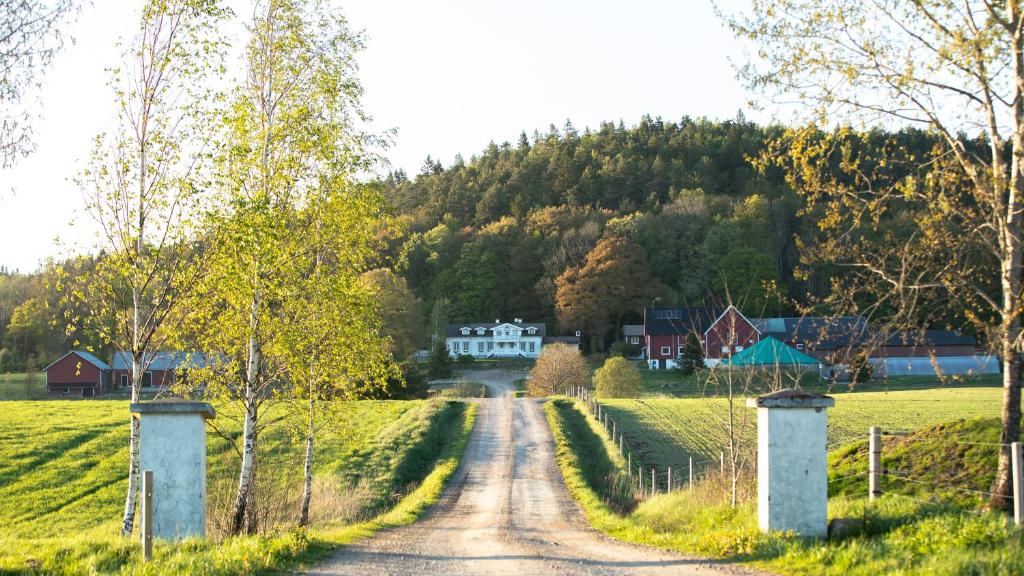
299, 395, 314, 527
231, 290, 261, 535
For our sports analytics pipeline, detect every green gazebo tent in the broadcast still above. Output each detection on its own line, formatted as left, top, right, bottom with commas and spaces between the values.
720, 336, 820, 367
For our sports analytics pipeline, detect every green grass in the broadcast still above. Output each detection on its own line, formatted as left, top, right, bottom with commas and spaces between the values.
0, 398, 477, 574
547, 397, 1024, 575
432, 380, 489, 398
0, 372, 45, 400
600, 387, 1004, 476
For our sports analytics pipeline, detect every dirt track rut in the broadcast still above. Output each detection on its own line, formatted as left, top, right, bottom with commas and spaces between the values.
305, 369, 750, 576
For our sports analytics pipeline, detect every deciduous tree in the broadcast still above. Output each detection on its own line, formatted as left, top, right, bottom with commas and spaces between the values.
594, 356, 642, 398
526, 342, 589, 396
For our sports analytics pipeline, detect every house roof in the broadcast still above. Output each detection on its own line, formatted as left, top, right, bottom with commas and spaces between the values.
444, 321, 547, 338
721, 337, 821, 366
644, 306, 724, 337
751, 316, 870, 350
45, 350, 111, 372
543, 336, 581, 345
623, 324, 644, 337
882, 330, 977, 348
111, 351, 215, 371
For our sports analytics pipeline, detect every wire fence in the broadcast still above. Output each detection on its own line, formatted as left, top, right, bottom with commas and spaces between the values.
570, 386, 730, 500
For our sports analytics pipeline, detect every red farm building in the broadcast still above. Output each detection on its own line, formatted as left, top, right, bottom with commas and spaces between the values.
44, 350, 112, 398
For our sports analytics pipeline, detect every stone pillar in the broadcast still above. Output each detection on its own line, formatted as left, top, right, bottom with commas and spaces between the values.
746, 389, 834, 538
130, 401, 216, 539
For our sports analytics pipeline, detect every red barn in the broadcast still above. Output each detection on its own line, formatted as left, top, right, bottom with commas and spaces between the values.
644, 306, 723, 369
704, 306, 761, 363
44, 351, 111, 398
111, 351, 212, 390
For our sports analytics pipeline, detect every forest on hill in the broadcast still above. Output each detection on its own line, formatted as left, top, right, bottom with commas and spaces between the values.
377, 115, 952, 349
0, 115, 969, 368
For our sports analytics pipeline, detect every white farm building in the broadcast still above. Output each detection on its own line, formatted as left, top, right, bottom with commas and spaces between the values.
445, 319, 575, 359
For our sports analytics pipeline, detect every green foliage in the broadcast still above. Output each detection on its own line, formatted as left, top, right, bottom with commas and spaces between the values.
608, 340, 641, 358
594, 356, 643, 398
676, 334, 703, 376
427, 338, 453, 379
848, 350, 873, 386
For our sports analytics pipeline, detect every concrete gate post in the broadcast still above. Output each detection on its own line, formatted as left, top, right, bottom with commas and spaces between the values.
746, 389, 834, 537
130, 400, 216, 539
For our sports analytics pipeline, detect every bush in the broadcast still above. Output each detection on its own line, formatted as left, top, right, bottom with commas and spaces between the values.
609, 340, 641, 358
594, 356, 643, 398
526, 342, 590, 396
456, 354, 475, 365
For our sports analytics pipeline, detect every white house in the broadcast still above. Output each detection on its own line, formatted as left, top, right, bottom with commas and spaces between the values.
445, 318, 549, 359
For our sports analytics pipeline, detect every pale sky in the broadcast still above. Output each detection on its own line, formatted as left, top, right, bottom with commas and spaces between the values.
0, 0, 755, 273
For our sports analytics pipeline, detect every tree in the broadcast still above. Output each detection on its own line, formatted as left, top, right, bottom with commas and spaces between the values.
526, 342, 589, 396
358, 269, 424, 360
73, 0, 225, 536
427, 337, 453, 379
726, 0, 1024, 510
677, 333, 703, 376
0, 0, 78, 167
189, 0, 377, 535
712, 247, 786, 315
594, 356, 642, 398
555, 236, 665, 347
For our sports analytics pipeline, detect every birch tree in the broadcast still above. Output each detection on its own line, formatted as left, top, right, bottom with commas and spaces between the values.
725, 0, 1024, 510
73, 0, 225, 536
189, 0, 380, 535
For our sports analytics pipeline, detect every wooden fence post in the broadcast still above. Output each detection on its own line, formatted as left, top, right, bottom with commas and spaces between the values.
869, 427, 881, 501
628, 452, 632, 479
639, 465, 644, 494
651, 468, 656, 497
668, 466, 672, 492
720, 451, 725, 475
1013, 441, 1023, 526
619, 433, 624, 457
141, 469, 153, 561
689, 456, 694, 490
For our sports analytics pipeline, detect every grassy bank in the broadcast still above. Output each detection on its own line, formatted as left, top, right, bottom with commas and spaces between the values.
546, 397, 1024, 575
0, 398, 477, 574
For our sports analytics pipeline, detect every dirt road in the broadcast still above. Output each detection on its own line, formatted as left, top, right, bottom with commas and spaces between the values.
307, 369, 746, 576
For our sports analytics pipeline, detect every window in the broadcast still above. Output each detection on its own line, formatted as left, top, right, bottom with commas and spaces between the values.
796, 343, 804, 350
721, 346, 730, 354
529, 342, 535, 352
528, 327, 536, 334
630, 336, 639, 345
477, 342, 484, 353
519, 342, 524, 350
655, 309, 683, 320
463, 341, 469, 352
452, 342, 460, 353
143, 372, 152, 387
660, 346, 671, 356
487, 342, 493, 351
476, 328, 485, 335
677, 346, 685, 356
735, 345, 744, 352
461, 328, 470, 335
120, 374, 128, 387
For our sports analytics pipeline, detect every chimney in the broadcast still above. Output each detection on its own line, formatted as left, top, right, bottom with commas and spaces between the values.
575, 330, 581, 337
514, 317, 522, 323
495, 318, 500, 323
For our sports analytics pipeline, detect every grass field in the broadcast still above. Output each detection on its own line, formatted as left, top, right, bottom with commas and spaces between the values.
602, 386, 1004, 482
0, 398, 476, 574
0, 372, 45, 400
547, 397, 1024, 575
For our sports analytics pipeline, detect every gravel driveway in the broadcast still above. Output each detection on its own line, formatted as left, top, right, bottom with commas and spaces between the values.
305, 368, 754, 576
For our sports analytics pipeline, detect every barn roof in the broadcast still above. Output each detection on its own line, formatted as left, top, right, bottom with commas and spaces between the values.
644, 306, 724, 337
111, 351, 215, 371
882, 329, 977, 347
444, 321, 547, 338
751, 316, 870, 350
720, 337, 821, 366
44, 350, 111, 371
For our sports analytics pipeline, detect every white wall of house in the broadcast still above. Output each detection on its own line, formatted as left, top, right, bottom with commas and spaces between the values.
446, 322, 544, 358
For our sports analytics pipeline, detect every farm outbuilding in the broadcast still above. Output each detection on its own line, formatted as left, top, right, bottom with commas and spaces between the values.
44, 351, 112, 398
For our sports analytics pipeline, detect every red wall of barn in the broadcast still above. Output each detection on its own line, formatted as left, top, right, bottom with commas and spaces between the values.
704, 309, 759, 359
112, 369, 176, 387
46, 353, 102, 384
647, 335, 685, 359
